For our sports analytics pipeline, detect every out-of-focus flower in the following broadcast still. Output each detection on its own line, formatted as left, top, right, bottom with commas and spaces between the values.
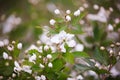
76, 75, 83, 80
41, 75, 46, 80
79, 7, 84, 12
107, 24, 113, 31
54, 9, 60, 14
83, 3, 89, 8
17, 43, 22, 49
3, 14, 21, 34
39, 63, 45, 68
74, 44, 84, 51
87, 7, 110, 23
29, 54, 36, 64
35, 75, 46, 80
74, 10, 80, 16
26, 44, 39, 53
66, 10, 71, 14
110, 66, 120, 77
3, 39, 9, 45
22, 65, 32, 74
14, 61, 22, 72
49, 19, 56, 25
3, 52, 9, 59
93, 4, 99, 10
46, 54, 52, 59
7, 45, 14, 51
0, 41, 4, 47
66, 15, 71, 21
28, 0, 40, 5
48, 62, 53, 68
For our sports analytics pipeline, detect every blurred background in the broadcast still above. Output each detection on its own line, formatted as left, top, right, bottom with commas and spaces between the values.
0, 0, 120, 79
0, 0, 120, 44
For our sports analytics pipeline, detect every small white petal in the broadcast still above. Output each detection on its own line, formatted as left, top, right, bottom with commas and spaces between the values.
3, 39, 9, 45
77, 75, 83, 80
0, 41, 4, 47
46, 54, 52, 59
93, 4, 99, 10
48, 62, 53, 68
107, 24, 113, 31
66, 10, 71, 14
49, 19, 56, 25
17, 43, 22, 49
39, 63, 45, 68
74, 10, 80, 16
41, 75, 46, 80
66, 15, 71, 21
54, 9, 60, 14
22, 65, 32, 74
67, 40, 76, 47
3, 52, 8, 59
75, 44, 84, 51
29, 54, 36, 63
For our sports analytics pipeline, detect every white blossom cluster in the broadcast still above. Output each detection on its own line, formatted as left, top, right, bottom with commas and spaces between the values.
49, 9, 81, 25
3, 14, 21, 34
40, 30, 84, 53
0, 39, 9, 47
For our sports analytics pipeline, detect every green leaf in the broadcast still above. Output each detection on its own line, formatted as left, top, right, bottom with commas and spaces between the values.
93, 22, 100, 41
74, 64, 91, 72
93, 67, 110, 75
52, 58, 65, 72
93, 47, 108, 66
57, 72, 68, 80
72, 51, 89, 58
63, 53, 74, 64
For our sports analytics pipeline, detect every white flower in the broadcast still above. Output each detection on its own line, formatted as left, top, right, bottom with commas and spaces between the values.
44, 45, 49, 50
93, 4, 99, 10
26, 44, 39, 53
48, 62, 53, 68
60, 43, 66, 52
14, 61, 22, 72
51, 34, 61, 44
46, 54, 52, 59
49, 19, 56, 25
77, 75, 83, 80
7, 45, 14, 51
107, 24, 113, 31
79, 7, 84, 12
3, 39, 9, 45
41, 75, 46, 80
29, 54, 36, 63
66, 15, 71, 21
54, 9, 60, 14
17, 43, 22, 49
0, 41, 4, 47
114, 18, 119, 24
66, 10, 71, 14
74, 10, 80, 16
3, 14, 21, 34
3, 52, 9, 59
109, 7, 113, 12
35, 76, 41, 80
8, 56, 12, 60
110, 66, 120, 77
67, 40, 76, 47
87, 7, 109, 23
22, 65, 32, 74
12, 73, 16, 78
75, 44, 84, 51
83, 3, 89, 8
39, 63, 45, 68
